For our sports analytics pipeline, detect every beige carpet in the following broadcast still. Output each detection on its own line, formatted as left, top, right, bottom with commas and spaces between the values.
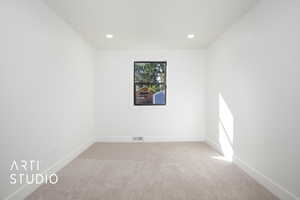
26, 142, 278, 200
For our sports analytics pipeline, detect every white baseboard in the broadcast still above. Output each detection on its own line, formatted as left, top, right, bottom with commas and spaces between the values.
205, 138, 299, 200
144, 136, 204, 142
96, 136, 133, 142
5, 139, 94, 200
234, 157, 299, 200
205, 138, 223, 155
96, 136, 204, 143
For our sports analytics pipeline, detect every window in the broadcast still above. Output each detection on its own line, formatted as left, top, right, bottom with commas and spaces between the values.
134, 61, 167, 105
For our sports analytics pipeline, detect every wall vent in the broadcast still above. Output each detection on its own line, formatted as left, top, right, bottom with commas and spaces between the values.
132, 137, 144, 142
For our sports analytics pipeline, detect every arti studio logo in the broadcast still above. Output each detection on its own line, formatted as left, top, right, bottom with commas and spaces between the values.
9, 160, 58, 185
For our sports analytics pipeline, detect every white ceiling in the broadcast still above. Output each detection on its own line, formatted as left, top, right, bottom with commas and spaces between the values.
44, 0, 257, 50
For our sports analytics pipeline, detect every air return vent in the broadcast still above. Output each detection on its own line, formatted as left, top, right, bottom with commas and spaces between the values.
132, 137, 144, 142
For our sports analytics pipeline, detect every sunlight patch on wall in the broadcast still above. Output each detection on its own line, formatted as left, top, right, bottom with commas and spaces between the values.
218, 93, 234, 161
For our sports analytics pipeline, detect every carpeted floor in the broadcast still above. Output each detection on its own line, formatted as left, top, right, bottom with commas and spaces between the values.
26, 142, 278, 200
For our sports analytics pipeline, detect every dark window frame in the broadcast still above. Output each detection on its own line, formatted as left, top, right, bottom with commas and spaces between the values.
134, 61, 167, 106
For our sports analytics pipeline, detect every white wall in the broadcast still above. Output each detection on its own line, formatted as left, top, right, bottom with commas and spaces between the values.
95, 50, 206, 141
206, 0, 300, 199
0, 0, 95, 199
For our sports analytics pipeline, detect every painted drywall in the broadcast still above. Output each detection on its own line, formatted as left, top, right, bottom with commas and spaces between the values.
43, 0, 257, 49
95, 50, 206, 141
0, 0, 95, 199
206, 0, 300, 199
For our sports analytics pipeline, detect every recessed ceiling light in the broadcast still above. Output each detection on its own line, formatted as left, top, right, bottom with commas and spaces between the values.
187, 34, 195, 39
105, 34, 113, 39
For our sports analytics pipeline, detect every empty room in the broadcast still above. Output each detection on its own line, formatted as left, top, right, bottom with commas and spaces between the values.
1, 0, 299, 199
